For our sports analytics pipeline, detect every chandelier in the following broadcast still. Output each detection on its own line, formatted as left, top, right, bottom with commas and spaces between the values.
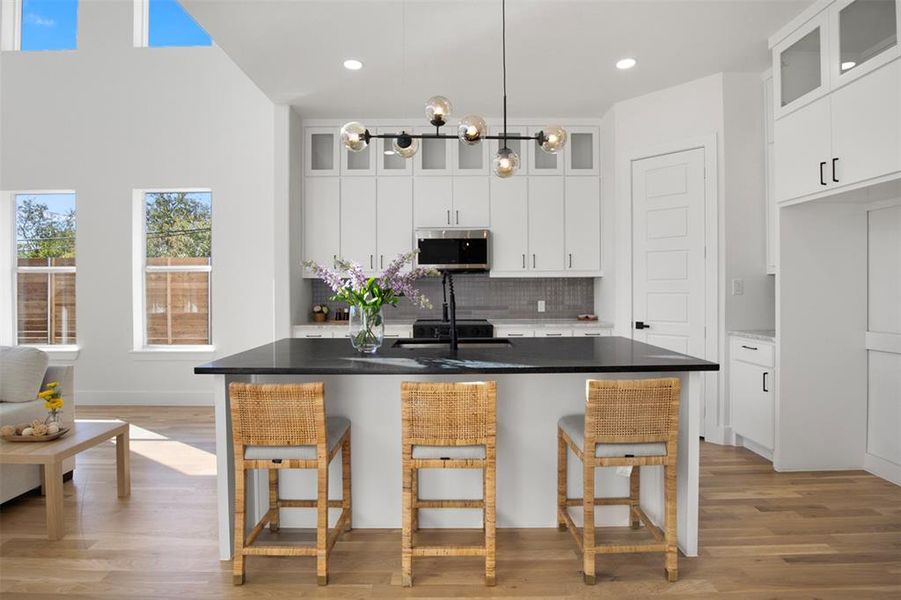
339, 0, 567, 178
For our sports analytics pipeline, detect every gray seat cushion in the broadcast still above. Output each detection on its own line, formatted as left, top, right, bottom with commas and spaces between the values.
0, 346, 49, 403
244, 416, 350, 460
412, 445, 486, 459
558, 414, 666, 458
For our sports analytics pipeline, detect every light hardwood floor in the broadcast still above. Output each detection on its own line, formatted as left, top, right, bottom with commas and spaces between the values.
1, 406, 899, 599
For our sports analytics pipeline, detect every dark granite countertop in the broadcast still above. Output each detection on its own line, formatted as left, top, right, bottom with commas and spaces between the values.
195, 337, 719, 376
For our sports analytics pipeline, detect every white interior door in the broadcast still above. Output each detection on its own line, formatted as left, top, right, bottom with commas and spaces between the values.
632, 148, 706, 359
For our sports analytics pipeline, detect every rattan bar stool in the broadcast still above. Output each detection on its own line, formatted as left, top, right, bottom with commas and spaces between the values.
557, 378, 680, 585
400, 381, 497, 587
229, 382, 351, 586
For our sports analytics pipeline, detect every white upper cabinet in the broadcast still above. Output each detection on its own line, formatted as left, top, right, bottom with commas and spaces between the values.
414, 127, 454, 175
831, 54, 901, 185
489, 177, 528, 273
413, 177, 453, 228
489, 125, 529, 175
376, 127, 414, 176
376, 178, 414, 270
774, 95, 832, 201
454, 136, 490, 176
340, 178, 378, 271
564, 178, 601, 272
527, 178, 565, 271
565, 127, 600, 176
773, 12, 830, 119
829, 0, 899, 87
305, 127, 340, 176
303, 177, 340, 275
452, 178, 490, 227
529, 126, 564, 175
341, 132, 376, 176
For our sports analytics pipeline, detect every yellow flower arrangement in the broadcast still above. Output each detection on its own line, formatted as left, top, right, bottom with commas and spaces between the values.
39, 382, 65, 413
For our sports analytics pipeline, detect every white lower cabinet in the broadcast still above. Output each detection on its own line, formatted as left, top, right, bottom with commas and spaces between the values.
564, 177, 601, 272
730, 336, 775, 454
493, 325, 611, 338
294, 325, 412, 339
489, 177, 529, 272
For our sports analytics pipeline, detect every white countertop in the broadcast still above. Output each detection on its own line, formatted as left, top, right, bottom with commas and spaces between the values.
296, 318, 614, 329
729, 329, 776, 343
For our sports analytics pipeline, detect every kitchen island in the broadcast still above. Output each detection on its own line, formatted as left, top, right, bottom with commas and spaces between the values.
196, 336, 718, 560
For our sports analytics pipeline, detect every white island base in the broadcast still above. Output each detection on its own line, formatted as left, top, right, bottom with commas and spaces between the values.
211, 371, 701, 561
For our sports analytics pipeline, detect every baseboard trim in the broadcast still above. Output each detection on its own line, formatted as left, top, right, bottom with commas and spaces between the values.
864, 452, 901, 486
76, 390, 214, 406
736, 434, 774, 462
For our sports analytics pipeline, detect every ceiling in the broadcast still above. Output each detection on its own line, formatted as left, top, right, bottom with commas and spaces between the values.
181, 0, 810, 118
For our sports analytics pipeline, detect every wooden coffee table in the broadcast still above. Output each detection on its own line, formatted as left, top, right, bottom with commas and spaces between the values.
0, 420, 130, 539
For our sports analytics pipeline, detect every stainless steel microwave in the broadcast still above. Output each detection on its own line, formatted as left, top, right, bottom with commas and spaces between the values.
415, 229, 490, 272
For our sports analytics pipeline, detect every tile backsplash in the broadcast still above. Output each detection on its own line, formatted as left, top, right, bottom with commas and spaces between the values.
311, 274, 595, 320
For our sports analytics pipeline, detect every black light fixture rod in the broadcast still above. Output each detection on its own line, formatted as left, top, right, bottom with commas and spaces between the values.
367, 132, 537, 141
502, 0, 507, 148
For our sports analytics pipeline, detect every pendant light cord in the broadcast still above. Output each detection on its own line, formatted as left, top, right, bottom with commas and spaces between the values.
502, 0, 507, 147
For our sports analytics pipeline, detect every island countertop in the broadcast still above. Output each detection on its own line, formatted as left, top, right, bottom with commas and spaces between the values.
194, 336, 719, 375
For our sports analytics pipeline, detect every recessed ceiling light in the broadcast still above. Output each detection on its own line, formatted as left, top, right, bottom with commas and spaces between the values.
616, 57, 637, 70
344, 59, 363, 71
841, 61, 856, 71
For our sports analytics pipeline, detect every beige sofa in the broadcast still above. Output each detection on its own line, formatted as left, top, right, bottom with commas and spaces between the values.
0, 355, 76, 503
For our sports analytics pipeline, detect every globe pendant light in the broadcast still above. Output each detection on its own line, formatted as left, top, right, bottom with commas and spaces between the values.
340, 0, 566, 178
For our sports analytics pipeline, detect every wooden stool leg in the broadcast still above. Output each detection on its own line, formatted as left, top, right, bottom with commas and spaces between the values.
582, 460, 596, 585
268, 469, 279, 532
665, 462, 678, 582
43, 461, 64, 541
233, 466, 246, 585
411, 466, 419, 533
485, 445, 497, 587
629, 466, 640, 530
316, 462, 329, 586
557, 429, 567, 531
401, 445, 413, 587
116, 430, 131, 498
342, 433, 352, 532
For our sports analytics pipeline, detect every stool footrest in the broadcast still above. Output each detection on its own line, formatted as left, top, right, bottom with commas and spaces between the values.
594, 542, 668, 554
565, 497, 631, 507
278, 499, 343, 508
411, 459, 486, 469
412, 545, 487, 557
415, 499, 484, 509
242, 545, 318, 557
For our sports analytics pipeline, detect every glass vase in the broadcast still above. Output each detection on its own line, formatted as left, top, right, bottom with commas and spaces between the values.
44, 409, 63, 427
348, 305, 384, 353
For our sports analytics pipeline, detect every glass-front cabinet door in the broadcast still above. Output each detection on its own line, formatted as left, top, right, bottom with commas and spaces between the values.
773, 12, 830, 118
830, 0, 900, 86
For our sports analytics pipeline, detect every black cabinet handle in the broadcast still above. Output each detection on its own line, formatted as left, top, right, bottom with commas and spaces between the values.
832, 157, 839, 183
819, 161, 827, 186
635, 321, 650, 330
762, 371, 769, 393
741, 344, 758, 351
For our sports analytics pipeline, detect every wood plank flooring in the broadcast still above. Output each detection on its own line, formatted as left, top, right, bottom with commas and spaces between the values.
1, 406, 899, 598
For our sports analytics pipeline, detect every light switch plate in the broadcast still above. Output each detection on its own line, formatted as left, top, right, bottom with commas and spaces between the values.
537, 300, 546, 313
731, 279, 744, 296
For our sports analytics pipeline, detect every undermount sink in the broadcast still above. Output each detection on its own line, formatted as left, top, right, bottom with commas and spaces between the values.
392, 338, 514, 349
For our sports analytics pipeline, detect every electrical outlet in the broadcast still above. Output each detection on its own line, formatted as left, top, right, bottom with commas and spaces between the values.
731, 279, 744, 296
537, 300, 546, 313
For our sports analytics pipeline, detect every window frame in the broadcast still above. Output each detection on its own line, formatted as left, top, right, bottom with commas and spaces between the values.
2, 189, 79, 353
1, 0, 79, 52
132, 188, 214, 353
133, 0, 213, 48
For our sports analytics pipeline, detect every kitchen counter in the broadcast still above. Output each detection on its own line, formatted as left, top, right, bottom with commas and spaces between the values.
196, 336, 716, 375
729, 330, 776, 343
295, 317, 614, 329
197, 337, 716, 562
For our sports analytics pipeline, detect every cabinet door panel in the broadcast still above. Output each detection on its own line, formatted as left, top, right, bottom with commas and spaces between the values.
528, 178, 565, 271
774, 95, 832, 202
773, 12, 829, 119
452, 177, 490, 227
413, 177, 453, 228
489, 177, 528, 273
831, 60, 901, 187
564, 177, 601, 272
731, 360, 775, 450
303, 178, 340, 274
377, 178, 413, 270
340, 178, 377, 270
305, 127, 340, 176
529, 126, 564, 175
414, 127, 454, 175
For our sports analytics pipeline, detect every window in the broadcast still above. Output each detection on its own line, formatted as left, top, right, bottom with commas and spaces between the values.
15, 192, 76, 345
134, 0, 211, 48
4, 0, 78, 51
136, 190, 212, 348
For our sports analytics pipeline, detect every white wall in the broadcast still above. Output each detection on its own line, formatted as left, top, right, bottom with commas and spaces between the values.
602, 72, 774, 442
0, 0, 280, 405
